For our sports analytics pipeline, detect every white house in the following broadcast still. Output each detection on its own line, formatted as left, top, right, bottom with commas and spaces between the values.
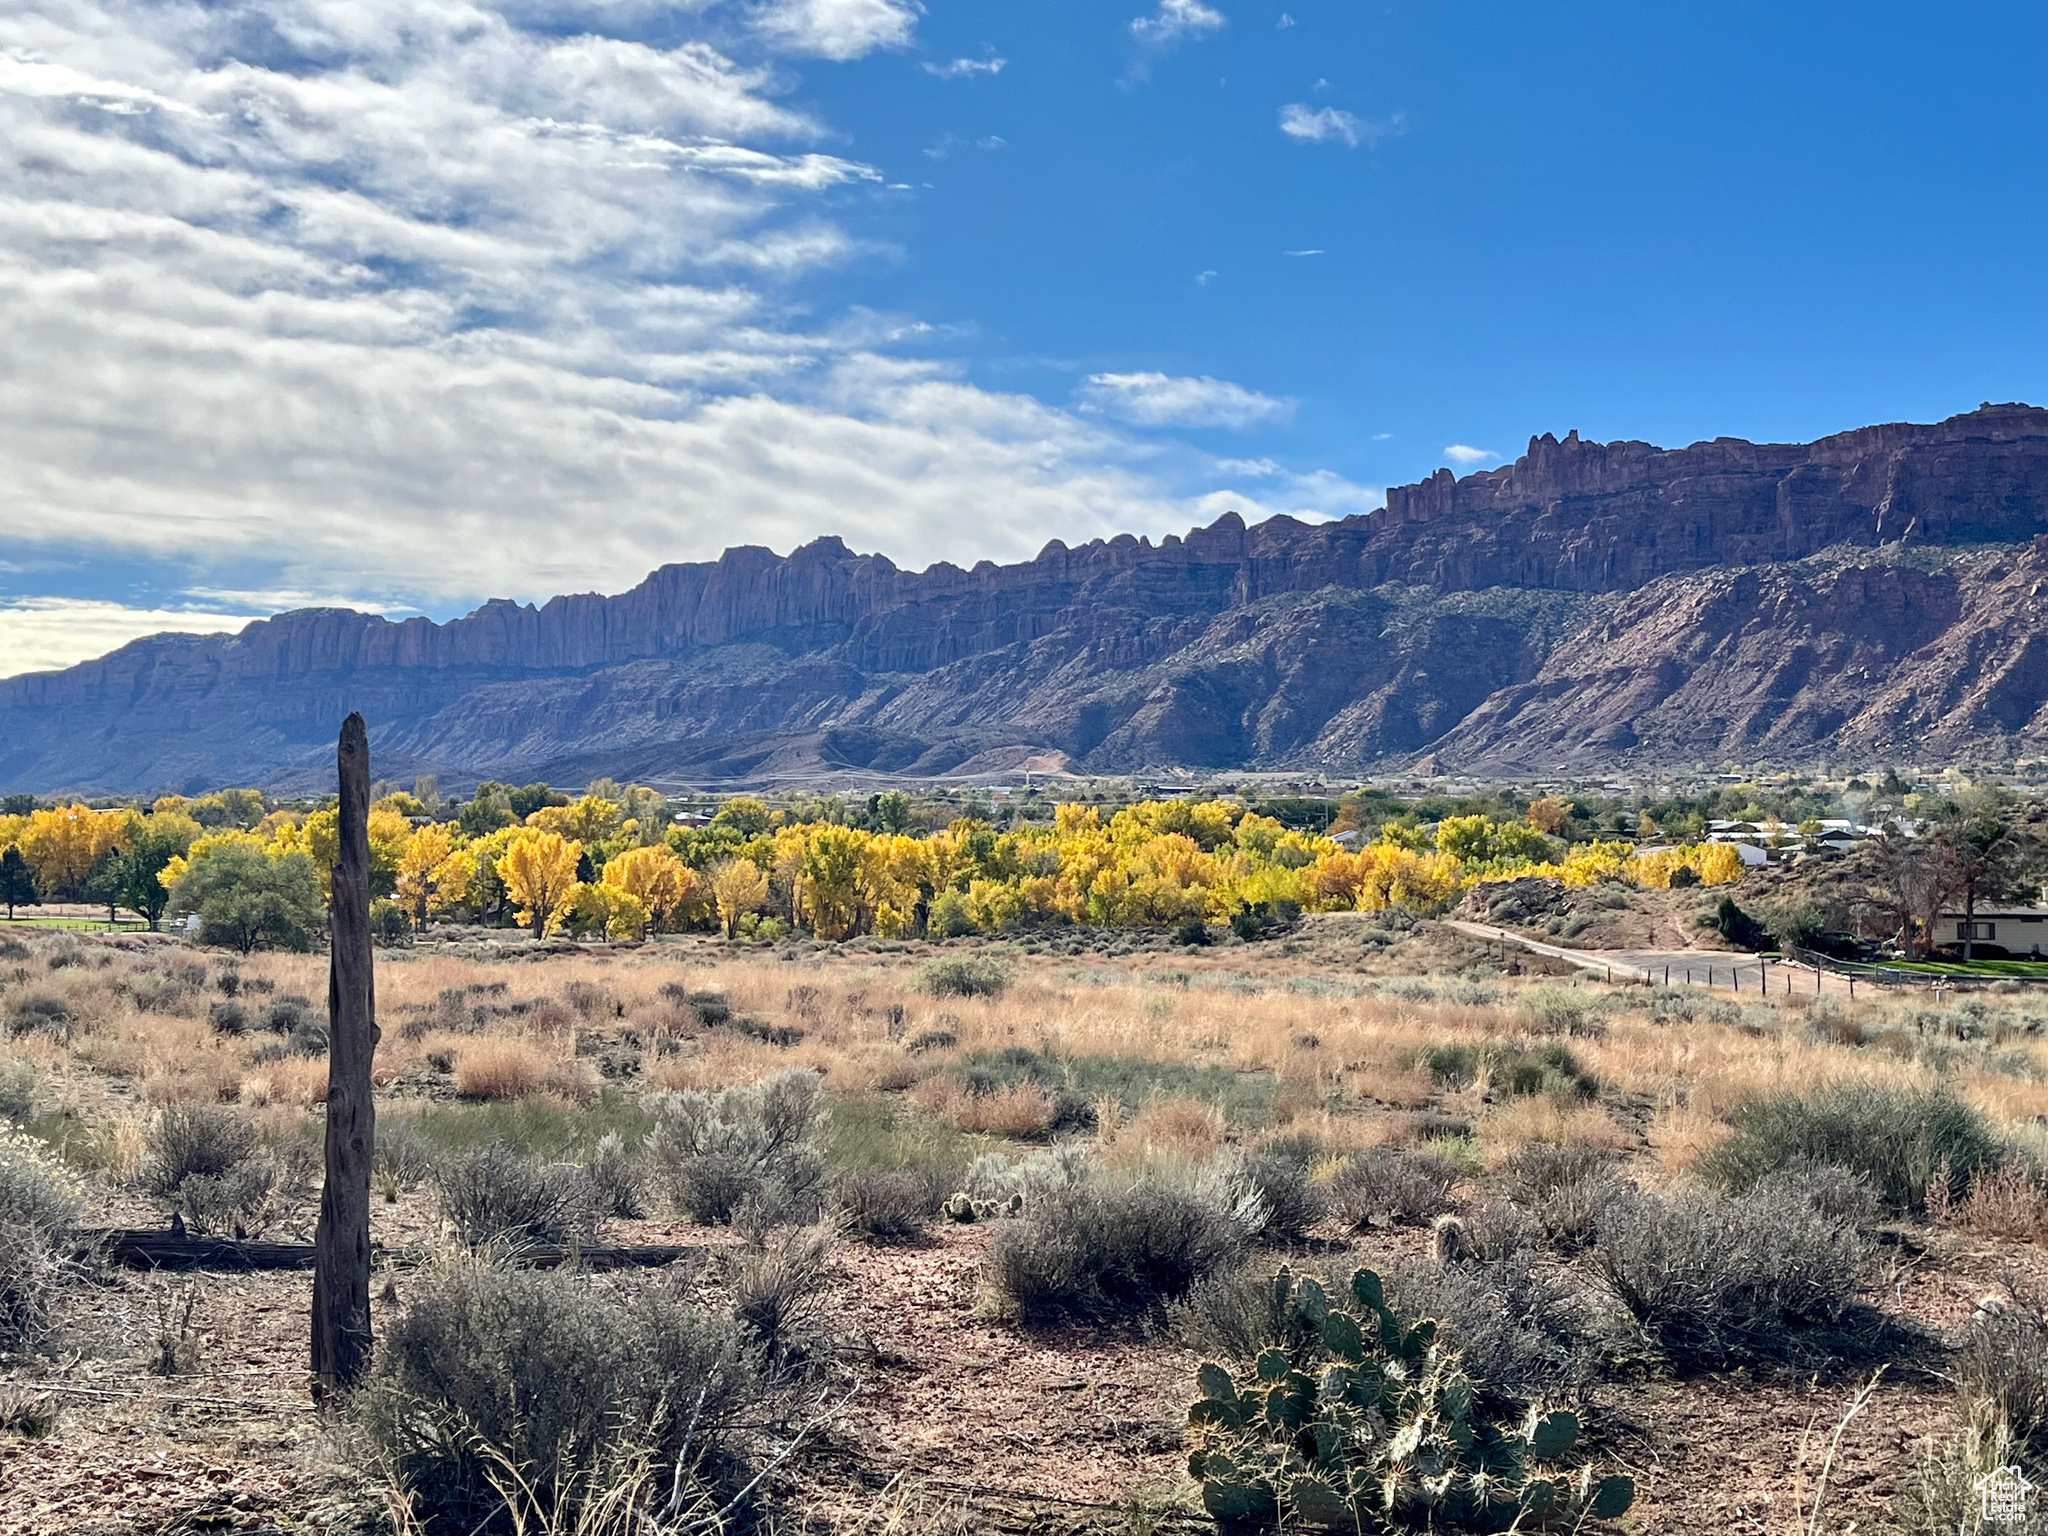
1937, 905, 2048, 957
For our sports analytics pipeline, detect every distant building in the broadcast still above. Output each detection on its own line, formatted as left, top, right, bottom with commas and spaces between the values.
1936, 905, 2048, 957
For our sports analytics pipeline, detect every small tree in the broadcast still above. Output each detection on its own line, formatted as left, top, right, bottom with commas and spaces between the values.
0, 847, 38, 919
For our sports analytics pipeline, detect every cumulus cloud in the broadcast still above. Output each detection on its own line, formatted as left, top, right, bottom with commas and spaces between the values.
0, 600, 267, 678
1443, 444, 1500, 466
1077, 372, 1292, 430
1278, 103, 1403, 147
0, 0, 1374, 667
753, 0, 921, 60
1130, 0, 1225, 48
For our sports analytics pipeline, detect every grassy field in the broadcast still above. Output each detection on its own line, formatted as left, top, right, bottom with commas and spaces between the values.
3, 915, 2048, 1533
1877, 957, 2048, 978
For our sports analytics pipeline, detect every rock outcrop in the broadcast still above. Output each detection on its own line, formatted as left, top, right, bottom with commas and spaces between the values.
3, 404, 2045, 792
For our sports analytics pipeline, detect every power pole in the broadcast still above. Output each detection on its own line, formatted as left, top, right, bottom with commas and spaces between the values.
313, 713, 377, 1401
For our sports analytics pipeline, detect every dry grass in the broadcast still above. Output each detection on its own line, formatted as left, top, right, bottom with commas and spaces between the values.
1954, 1163, 2048, 1242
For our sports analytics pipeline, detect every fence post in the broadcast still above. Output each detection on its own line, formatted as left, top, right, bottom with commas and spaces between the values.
312, 712, 377, 1402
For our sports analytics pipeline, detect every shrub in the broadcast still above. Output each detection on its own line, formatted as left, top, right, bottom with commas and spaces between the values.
834, 1167, 945, 1240
1492, 1143, 1632, 1254
1516, 985, 1607, 1038
954, 1082, 1057, 1139
1324, 1146, 1458, 1230
917, 958, 1011, 1003
1229, 1151, 1329, 1244
1954, 1297, 2048, 1454
433, 1140, 597, 1246
647, 1070, 826, 1226
725, 1222, 835, 1373
915, 954, 1012, 999
374, 1114, 439, 1189
1698, 1083, 2004, 1213
208, 1000, 251, 1036
1421, 1040, 1596, 1099
986, 1175, 1257, 1326
1386, 1254, 1595, 1406
1589, 1183, 1868, 1371
0, 1060, 33, 1124
7, 994, 74, 1041
359, 1256, 768, 1535
0, 1128, 84, 1353
142, 1105, 258, 1200
583, 1131, 646, 1220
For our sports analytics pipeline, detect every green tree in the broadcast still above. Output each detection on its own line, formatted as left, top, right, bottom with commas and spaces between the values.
0, 846, 39, 918
507, 782, 567, 820
1930, 795, 2037, 959
119, 820, 199, 930
169, 842, 324, 952
460, 782, 517, 839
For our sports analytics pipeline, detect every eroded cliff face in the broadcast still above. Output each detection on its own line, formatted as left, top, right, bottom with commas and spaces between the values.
3, 404, 2044, 792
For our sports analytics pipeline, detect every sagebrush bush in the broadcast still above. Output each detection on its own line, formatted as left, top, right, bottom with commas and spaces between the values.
433, 1140, 596, 1246
915, 955, 1013, 1000
1324, 1146, 1457, 1229
360, 1256, 769, 1535
583, 1131, 646, 1220
0, 1128, 84, 1353
1699, 1082, 2003, 1213
7, 994, 74, 1041
1954, 1296, 2048, 1454
648, 1069, 825, 1226
1492, 1142, 1631, 1254
1385, 1254, 1595, 1406
0, 1059, 34, 1124
1421, 1039, 1596, 1098
986, 1174, 1257, 1326
1228, 1151, 1329, 1244
834, 1167, 945, 1240
142, 1104, 258, 1200
1590, 1183, 1868, 1371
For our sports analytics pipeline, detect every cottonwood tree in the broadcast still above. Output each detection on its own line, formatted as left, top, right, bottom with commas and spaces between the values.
496, 831, 583, 936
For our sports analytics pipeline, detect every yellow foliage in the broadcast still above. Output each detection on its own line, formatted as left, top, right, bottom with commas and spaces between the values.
396, 822, 476, 928
601, 845, 696, 929
709, 858, 770, 939
496, 830, 584, 936
527, 796, 622, 843
17, 804, 133, 895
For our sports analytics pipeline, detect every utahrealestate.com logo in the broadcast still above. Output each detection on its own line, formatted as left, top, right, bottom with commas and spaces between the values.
1975, 1465, 2038, 1531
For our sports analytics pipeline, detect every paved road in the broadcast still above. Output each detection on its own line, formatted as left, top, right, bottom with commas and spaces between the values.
1442, 920, 1865, 998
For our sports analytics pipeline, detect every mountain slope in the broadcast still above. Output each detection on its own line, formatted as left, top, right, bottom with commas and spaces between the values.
3, 403, 2045, 793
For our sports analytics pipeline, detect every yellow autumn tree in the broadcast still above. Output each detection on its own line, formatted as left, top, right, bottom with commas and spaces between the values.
395, 823, 477, 930
709, 857, 770, 938
601, 845, 696, 931
527, 795, 622, 844
798, 824, 867, 940
496, 830, 584, 936
18, 804, 133, 899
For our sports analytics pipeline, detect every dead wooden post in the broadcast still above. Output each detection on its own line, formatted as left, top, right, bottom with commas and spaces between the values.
312, 712, 377, 1402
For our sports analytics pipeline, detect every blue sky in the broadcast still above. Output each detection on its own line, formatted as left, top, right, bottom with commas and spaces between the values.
0, 0, 2041, 674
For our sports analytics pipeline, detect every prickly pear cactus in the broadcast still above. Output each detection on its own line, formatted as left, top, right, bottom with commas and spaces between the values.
1186, 1267, 1635, 1532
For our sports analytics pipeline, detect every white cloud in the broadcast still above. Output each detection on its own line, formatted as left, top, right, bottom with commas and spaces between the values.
1276, 12, 1295, 26
0, 599, 266, 678
1194, 269, 1216, 285
753, 0, 921, 60
1130, 0, 1225, 48
1278, 103, 1404, 147
1077, 372, 1292, 430
1443, 444, 1499, 466
0, 0, 1375, 653
923, 55, 1004, 79
1283, 248, 1325, 257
